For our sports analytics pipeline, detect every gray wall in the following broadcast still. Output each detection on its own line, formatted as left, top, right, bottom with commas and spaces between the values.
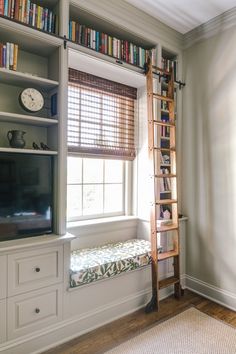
182, 25, 236, 296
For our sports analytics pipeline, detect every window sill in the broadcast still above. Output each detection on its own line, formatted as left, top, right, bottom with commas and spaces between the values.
67, 215, 138, 238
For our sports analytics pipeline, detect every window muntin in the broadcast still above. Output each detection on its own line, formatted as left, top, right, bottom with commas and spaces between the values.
67, 157, 125, 221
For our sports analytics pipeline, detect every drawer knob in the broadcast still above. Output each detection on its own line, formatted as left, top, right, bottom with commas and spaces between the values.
35, 308, 40, 314
35, 267, 40, 273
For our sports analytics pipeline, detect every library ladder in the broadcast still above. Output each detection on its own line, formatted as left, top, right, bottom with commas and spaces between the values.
145, 58, 182, 313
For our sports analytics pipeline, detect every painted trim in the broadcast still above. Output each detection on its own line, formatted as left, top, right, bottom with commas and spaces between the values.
0, 286, 172, 354
185, 275, 236, 311
184, 7, 236, 49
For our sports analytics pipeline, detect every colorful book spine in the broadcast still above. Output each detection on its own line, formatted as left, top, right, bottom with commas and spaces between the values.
0, 0, 4, 14
4, 0, 8, 16
162, 57, 177, 79
0, 41, 19, 71
1, 1, 57, 34
68, 20, 150, 68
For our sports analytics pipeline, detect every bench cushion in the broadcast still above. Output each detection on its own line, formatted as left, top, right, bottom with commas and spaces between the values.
70, 239, 151, 288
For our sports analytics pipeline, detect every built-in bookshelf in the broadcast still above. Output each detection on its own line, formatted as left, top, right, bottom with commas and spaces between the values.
158, 49, 178, 220
0, 0, 59, 35
0, 19, 61, 152
68, 19, 149, 68
68, 4, 154, 69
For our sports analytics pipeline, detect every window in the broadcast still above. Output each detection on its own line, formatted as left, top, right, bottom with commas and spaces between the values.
67, 157, 125, 221
67, 69, 137, 221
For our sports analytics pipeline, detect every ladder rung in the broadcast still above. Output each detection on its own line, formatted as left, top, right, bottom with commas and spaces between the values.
155, 173, 176, 178
154, 147, 176, 152
157, 223, 178, 232
158, 250, 179, 261
153, 93, 174, 102
152, 66, 171, 76
153, 120, 175, 127
159, 276, 179, 289
156, 199, 177, 205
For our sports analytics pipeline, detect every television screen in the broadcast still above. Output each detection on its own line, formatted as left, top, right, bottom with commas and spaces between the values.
0, 153, 53, 241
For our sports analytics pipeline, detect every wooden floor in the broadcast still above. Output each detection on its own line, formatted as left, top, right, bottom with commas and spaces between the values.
43, 290, 236, 354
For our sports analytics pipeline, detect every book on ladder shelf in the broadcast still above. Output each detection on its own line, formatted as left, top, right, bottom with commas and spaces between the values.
144, 55, 184, 313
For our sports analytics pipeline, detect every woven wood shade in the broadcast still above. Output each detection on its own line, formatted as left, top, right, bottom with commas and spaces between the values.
68, 68, 137, 160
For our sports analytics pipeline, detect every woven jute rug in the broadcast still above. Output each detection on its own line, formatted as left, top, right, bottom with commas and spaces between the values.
105, 307, 236, 353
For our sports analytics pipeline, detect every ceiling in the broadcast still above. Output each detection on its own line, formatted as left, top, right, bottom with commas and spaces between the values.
124, 0, 236, 34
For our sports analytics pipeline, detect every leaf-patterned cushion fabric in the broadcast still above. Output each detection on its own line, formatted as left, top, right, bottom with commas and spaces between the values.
70, 239, 152, 288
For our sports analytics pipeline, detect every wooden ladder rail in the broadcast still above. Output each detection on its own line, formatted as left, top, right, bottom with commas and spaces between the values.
145, 58, 182, 313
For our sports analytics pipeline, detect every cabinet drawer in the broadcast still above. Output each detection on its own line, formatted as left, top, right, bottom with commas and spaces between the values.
0, 256, 7, 299
8, 285, 62, 340
0, 299, 6, 344
8, 246, 63, 296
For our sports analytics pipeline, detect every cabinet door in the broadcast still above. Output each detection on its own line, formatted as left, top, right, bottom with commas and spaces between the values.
7, 284, 62, 340
0, 299, 6, 344
8, 246, 63, 296
0, 256, 7, 300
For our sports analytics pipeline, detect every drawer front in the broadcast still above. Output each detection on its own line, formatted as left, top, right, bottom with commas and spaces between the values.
0, 299, 6, 344
0, 256, 7, 300
8, 285, 62, 340
8, 246, 63, 296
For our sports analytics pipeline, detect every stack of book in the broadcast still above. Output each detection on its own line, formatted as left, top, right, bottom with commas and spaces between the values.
0, 42, 18, 70
68, 20, 149, 68
0, 1, 58, 34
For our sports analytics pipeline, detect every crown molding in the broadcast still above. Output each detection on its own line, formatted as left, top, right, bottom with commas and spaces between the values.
184, 7, 236, 49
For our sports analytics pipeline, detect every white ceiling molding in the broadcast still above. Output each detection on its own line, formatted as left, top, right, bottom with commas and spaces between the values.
183, 7, 236, 49
124, 0, 236, 34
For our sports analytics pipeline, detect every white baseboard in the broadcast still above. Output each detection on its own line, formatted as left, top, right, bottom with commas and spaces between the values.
0, 285, 174, 354
185, 274, 236, 311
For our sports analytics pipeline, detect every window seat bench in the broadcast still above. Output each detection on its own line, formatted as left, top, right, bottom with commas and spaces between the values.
70, 239, 152, 288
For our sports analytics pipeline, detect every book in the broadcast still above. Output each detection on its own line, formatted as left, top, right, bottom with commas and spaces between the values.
0, 0, 4, 14
13, 43, 18, 70
9, 42, 14, 69
4, 0, 8, 16
6, 42, 10, 69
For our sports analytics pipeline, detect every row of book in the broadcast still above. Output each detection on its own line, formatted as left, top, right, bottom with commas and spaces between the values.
0, 1, 58, 33
162, 58, 177, 80
160, 168, 171, 193
0, 42, 18, 70
68, 20, 149, 68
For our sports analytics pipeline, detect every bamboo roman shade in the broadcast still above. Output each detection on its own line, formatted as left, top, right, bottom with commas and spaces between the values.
68, 68, 137, 160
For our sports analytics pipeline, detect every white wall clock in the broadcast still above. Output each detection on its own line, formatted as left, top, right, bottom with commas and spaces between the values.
19, 88, 44, 113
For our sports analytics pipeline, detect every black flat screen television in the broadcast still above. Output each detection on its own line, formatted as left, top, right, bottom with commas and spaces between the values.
0, 153, 53, 241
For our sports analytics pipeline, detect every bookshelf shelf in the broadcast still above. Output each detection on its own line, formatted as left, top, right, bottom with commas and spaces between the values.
0, 112, 58, 126
68, 3, 154, 70
0, 147, 58, 155
0, 68, 59, 89
67, 41, 146, 76
68, 47, 146, 89
0, 16, 62, 56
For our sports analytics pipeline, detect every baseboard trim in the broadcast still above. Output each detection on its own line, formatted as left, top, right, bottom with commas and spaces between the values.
0, 285, 174, 354
185, 275, 236, 311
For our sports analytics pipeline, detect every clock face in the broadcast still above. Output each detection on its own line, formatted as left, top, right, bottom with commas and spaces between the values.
19, 88, 44, 112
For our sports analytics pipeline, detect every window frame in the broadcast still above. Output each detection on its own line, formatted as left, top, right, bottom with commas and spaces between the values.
67, 155, 132, 222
